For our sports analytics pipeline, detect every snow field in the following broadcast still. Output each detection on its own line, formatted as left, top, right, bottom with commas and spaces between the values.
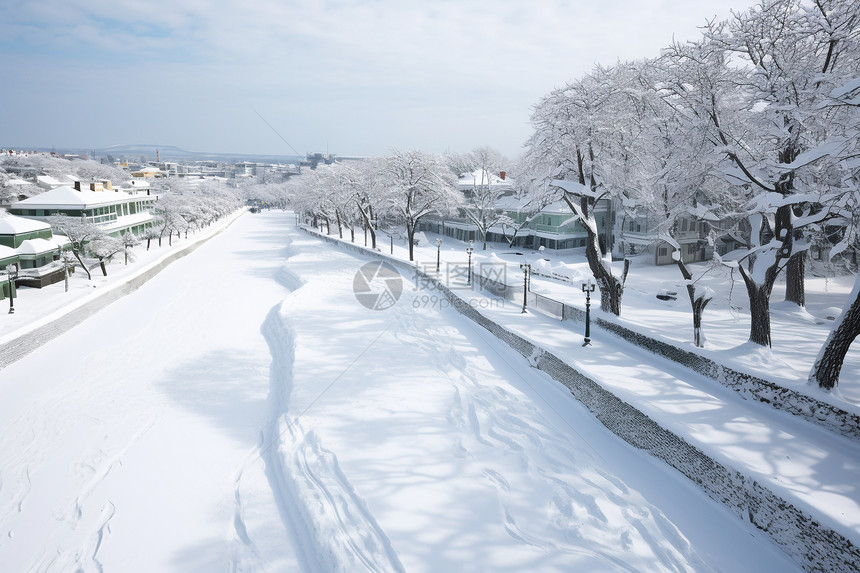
0, 211, 804, 571
269, 218, 800, 571
308, 221, 860, 570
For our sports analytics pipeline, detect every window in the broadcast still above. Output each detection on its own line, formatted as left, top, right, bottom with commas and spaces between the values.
658, 247, 668, 256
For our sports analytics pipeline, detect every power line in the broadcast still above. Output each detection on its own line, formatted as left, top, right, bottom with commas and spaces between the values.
253, 109, 303, 158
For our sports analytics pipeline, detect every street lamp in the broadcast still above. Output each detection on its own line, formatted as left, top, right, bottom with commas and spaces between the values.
581, 280, 596, 346
465, 241, 474, 286
6, 263, 18, 314
436, 238, 443, 273
520, 263, 531, 313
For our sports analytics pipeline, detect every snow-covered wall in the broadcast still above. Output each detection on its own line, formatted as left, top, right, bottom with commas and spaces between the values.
304, 227, 860, 573
470, 273, 860, 442
588, 317, 860, 442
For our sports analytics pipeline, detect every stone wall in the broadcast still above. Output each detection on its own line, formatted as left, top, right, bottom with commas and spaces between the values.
472, 255, 860, 441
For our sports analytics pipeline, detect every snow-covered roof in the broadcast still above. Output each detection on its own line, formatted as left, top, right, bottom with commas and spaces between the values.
14, 185, 142, 209
495, 195, 533, 211
36, 175, 75, 189
6, 178, 30, 186
0, 212, 52, 235
458, 169, 512, 189
17, 238, 61, 256
0, 245, 17, 261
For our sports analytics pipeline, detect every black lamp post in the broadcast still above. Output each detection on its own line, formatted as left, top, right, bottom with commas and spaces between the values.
581, 280, 595, 346
465, 241, 474, 286
6, 263, 18, 314
436, 238, 443, 272
520, 263, 531, 313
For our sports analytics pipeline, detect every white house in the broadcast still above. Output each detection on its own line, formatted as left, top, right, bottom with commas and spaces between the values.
8, 181, 157, 237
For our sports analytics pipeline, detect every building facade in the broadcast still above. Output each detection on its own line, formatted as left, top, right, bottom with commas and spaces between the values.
8, 181, 157, 238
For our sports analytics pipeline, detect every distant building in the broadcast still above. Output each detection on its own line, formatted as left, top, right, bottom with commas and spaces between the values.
422, 170, 614, 252
130, 166, 165, 178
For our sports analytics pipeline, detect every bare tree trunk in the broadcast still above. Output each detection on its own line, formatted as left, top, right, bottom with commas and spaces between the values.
810, 281, 860, 389
676, 259, 711, 347
357, 207, 377, 249
784, 251, 806, 307
407, 221, 416, 261
573, 198, 626, 316
72, 249, 91, 280
739, 268, 774, 347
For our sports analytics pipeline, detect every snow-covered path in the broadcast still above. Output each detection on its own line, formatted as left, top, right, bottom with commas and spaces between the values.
0, 213, 299, 571
0, 211, 799, 571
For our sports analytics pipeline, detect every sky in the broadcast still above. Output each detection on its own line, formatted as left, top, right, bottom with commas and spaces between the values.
0, 0, 759, 160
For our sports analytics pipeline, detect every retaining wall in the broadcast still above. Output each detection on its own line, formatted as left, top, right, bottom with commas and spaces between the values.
472, 270, 860, 442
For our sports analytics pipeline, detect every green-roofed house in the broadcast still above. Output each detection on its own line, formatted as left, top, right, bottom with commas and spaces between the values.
0, 212, 69, 291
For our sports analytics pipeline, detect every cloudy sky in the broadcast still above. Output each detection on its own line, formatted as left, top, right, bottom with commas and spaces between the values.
1, 0, 757, 160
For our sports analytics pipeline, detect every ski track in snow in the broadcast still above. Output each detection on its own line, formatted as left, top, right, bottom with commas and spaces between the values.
246, 235, 405, 572
248, 228, 720, 572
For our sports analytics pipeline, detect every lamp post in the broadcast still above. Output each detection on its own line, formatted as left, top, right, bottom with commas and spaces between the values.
581, 280, 595, 346
436, 238, 443, 273
520, 263, 531, 313
6, 263, 18, 314
465, 241, 474, 286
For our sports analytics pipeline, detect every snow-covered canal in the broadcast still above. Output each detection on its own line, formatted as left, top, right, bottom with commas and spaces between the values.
0, 211, 798, 572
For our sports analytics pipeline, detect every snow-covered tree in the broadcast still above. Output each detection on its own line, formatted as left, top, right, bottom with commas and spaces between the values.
121, 231, 139, 265
382, 150, 460, 261
450, 147, 511, 251
523, 63, 643, 315
661, 0, 860, 346
347, 158, 390, 249
46, 216, 105, 280
89, 235, 125, 276
808, 71, 860, 389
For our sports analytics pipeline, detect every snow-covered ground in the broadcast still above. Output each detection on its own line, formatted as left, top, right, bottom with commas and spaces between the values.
0, 210, 807, 571
321, 224, 860, 555
397, 230, 860, 411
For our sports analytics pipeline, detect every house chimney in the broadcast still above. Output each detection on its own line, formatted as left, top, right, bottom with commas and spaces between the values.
499, 171, 506, 180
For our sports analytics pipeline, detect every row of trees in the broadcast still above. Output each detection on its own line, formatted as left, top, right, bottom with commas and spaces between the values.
282, 148, 514, 261
286, 1, 859, 389
518, 0, 860, 388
